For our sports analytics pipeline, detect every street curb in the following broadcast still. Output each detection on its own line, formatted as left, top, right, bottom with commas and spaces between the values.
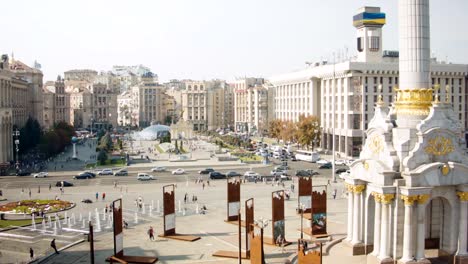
30, 238, 85, 264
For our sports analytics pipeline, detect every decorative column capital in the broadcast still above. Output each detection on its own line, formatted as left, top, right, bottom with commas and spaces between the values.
353, 184, 366, 194
371, 192, 382, 203
400, 195, 418, 206
381, 194, 395, 204
417, 194, 430, 204
457, 192, 468, 202
345, 183, 354, 193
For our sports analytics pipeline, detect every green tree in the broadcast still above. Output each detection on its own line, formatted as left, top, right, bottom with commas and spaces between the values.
97, 150, 108, 165
180, 140, 184, 152
174, 140, 179, 152
297, 115, 321, 150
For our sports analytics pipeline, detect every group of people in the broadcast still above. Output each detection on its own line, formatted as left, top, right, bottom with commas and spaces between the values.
95, 192, 106, 201
183, 193, 198, 203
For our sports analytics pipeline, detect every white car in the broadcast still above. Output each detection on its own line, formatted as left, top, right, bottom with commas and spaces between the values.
151, 166, 166, 172
334, 159, 346, 166
137, 173, 154, 181
172, 168, 185, 175
316, 159, 330, 165
98, 169, 113, 175
33, 172, 48, 178
243, 171, 259, 178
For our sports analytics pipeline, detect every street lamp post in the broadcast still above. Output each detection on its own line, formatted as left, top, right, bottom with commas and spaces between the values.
299, 203, 305, 239
13, 129, 20, 170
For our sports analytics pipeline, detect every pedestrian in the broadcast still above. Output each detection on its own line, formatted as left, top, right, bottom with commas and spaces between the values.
50, 239, 59, 254
28, 189, 31, 198
102, 192, 106, 200
202, 183, 205, 190
148, 226, 155, 241
49, 183, 52, 191
184, 193, 187, 204
38, 186, 41, 193
114, 181, 117, 188
30, 247, 34, 260
207, 180, 210, 186
332, 189, 337, 199
105, 205, 108, 214
96, 192, 99, 201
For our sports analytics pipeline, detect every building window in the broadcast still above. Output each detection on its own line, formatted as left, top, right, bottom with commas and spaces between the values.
357, 37, 363, 52
369, 36, 379, 51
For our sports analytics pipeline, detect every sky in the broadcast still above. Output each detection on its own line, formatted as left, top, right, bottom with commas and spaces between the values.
2, 0, 467, 82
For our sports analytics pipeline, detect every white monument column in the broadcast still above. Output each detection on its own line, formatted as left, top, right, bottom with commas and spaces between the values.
396, 0, 433, 125
401, 195, 417, 262
456, 192, 468, 256
371, 193, 381, 256
351, 185, 365, 244
346, 184, 354, 242
379, 194, 395, 259
416, 195, 430, 260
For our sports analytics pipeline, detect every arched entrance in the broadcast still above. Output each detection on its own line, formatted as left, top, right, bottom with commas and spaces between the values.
425, 197, 452, 263
364, 193, 375, 253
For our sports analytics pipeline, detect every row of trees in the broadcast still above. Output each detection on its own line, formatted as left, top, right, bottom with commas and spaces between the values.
268, 115, 321, 150
38, 122, 75, 158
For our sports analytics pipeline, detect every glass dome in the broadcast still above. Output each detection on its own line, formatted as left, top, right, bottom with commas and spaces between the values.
133, 124, 170, 140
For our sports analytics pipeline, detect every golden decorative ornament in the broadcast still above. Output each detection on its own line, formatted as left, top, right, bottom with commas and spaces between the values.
424, 136, 454, 156
363, 161, 369, 170
353, 185, 366, 194
345, 183, 354, 193
368, 135, 384, 155
371, 192, 382, 203
394, 87, 433, 116
381, 194, 395, 204
441, 164, 450, 175
417, 194, 430, 204
457, 192, 468, 202
400, 195, 418, 206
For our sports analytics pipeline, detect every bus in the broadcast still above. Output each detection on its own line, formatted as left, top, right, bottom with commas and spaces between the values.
295, 150, 320, 162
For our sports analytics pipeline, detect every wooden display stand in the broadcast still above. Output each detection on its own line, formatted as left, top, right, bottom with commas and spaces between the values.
107, 199, 158, 264
225, 178, 242, 225
158, 185, 200, 242
298, 177, 312, 214
264, 190, 292, 247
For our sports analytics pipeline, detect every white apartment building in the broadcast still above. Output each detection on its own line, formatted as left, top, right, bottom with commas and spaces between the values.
232, 78, 272, 134
269, 6, 468, 157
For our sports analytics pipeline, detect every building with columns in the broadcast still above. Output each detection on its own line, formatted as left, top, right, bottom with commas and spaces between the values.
269, 6, 468, 158
344, 2, 468, 264
0, 55, 13, 167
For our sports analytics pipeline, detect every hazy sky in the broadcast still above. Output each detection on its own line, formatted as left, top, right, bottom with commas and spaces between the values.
2, 0, 467, 82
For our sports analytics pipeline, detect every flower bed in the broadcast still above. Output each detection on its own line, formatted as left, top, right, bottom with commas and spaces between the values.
0, 199, 74, 214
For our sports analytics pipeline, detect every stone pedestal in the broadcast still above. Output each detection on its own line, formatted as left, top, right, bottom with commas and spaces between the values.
344, 240, 369, 256
454, 255, 468, 264
367, 254, 394, 264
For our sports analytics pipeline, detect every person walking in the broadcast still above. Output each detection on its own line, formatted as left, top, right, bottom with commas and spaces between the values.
202, 183, 205, 190
49, 183, 52, 191
332, 189, 337, 200
50, 239, 59, 254
95, 192, 99, 201
29, 247, 34, 260
148, 226, 155, 241
28, 189, 31, 198
102, 192, 106, 201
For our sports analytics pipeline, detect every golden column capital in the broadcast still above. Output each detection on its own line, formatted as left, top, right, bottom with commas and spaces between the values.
400, 195, 418, 206
345, 183, 354, 193
371, 192, 382, 203
381, 194, 395, 204
417, 194, 430, 204
353, 185, 366, 194
457, 192, 468, 202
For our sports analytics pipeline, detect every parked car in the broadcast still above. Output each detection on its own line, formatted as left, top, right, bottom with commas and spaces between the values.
335, 168, 348, 174
98, 169, 113, 175
137, 173, 154, 181
74, 173, 92, 179
335, 160, 347, 166
295, 170, 312, 177
172, 168, 185, 175
306, 169, 320, 176
226, 171, 242, 177
243, 171, 260, 180
83, 171, 96, 177
275, 165, 290, 171
319, 163, 332, 169
33, 172, 48, 178
209, 172, 227, 179
199, 168, 215, 174
81, 198, 93, 203
16, 171, 31, 176
316, 159, 330, 165
114, 169, 128, 176
151, 166, 166, 172
270, 169, 287, 177
56, 181, 74, 187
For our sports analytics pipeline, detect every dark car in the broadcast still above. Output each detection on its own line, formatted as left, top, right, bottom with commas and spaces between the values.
319, 163, 332, 169
295, 170, 311, 177
16, 171, 31, 176
73, 173, 92, 179
226, 171, 241, 177
83, 172, 96, 178
335, 168, 348, 174
199, 168, 215, 174
81, 198, 93, 203
209, 172, 227, 179
55, 181, 74, 187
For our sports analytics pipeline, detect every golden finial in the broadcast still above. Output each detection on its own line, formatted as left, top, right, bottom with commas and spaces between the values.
445, 85, 451, 103
433, 84, 440, 103
377, 84, 384, 105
